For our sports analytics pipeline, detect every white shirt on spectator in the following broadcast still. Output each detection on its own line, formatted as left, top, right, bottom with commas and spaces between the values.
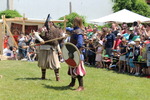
3, 48, 14, 57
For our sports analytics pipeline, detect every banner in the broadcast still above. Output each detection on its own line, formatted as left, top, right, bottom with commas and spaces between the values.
11, 23, 22, 34
25, 25, 38, 35
11, 23, 38, 35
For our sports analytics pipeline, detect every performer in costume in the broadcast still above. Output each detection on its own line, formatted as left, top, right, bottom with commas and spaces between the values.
67, 17, 86, 91
34, 15, 62, 81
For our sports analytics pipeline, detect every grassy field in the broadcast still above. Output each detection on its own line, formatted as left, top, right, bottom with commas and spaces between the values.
0, 60, 150, 100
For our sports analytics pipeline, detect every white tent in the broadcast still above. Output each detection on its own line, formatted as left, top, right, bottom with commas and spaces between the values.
90, 9, 150, 23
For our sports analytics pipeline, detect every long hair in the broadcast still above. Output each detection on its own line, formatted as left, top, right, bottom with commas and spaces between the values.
73, 17, 84, 30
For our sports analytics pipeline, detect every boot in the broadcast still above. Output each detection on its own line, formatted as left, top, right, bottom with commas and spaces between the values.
75, 76, 84, 91
68, 77, 76, 87
54, 69, 60, 81
41, 69, 46, 79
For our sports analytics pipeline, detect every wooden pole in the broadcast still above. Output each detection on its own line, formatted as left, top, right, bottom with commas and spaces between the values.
2, 15, 5, 36
0, 22, 3, 54
1, 15, 6, 55
64, 16, 66, 32
69, 2, 72, 14
2, 15, 18, 48
5, 23, 18, 48
22, 13, 25, 34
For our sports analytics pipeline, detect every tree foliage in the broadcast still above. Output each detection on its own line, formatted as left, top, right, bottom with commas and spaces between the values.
0, 10, 22, 19
57, 12, 87, 28
112, 0, 150, 17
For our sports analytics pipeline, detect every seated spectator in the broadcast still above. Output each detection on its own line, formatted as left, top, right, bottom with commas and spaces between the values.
12, 46, 18, 60
18, 35, 29, 60
103, 55, 111, 69
27, 42, 37, 61
109, 50, 120, 70
3, 45, 14, 59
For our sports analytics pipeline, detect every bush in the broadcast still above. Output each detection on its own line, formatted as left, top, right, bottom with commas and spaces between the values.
0, 10, 22, 19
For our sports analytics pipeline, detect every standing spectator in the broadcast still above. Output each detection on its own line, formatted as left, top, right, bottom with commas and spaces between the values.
121, 23, 128, 34
139, 41, 147, 75
146, 37, 150, 75
111, 22, 120, 37
128, 41, 136, 74
118, 38, 127, 73
88, 39, 96, 66
105, 28, 116, 57
3, 35, 9, 49
91, 28, 98, 40
133, 38, 142, 76
13, 30, 20, 44
114, 33, 122, 50
95, 41, 103, 68
128, 27, 135, 41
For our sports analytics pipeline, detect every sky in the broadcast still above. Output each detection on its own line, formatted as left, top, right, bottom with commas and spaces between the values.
0, 0, 113, 23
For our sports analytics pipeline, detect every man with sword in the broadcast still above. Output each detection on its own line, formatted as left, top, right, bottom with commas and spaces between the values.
34, 14, 63, 81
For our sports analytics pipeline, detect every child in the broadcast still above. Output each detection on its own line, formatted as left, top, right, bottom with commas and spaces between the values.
133, 38, 142, 76
95, 41, 103, 68
118, 38, 127, 73
12, 46, 18, 60
27, 42, 37, 61
103, 55, 111, 69
138, 42, 147, 75
109, 50, 120, 70
128, 41, 136, 74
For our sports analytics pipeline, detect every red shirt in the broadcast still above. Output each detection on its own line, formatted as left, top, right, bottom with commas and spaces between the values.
13, 35, 19, 43
3, 39, 8, 48
114, 38, 122, 49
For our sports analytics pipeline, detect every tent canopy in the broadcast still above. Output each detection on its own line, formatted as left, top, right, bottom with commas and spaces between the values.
90, 9, 150, 23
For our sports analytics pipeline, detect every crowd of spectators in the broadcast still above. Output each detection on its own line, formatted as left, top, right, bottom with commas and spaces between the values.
65, 21, 150, 77
3, 31, 37, 61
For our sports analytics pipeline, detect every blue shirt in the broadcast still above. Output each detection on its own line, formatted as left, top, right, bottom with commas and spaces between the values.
105, 33, 115, 48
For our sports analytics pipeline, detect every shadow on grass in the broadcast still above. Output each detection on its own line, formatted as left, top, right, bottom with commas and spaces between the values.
15, 77, 52, 81
42, 84, 74, 91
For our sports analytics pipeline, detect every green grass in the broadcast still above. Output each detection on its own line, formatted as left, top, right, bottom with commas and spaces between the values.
0, 60, 150, 100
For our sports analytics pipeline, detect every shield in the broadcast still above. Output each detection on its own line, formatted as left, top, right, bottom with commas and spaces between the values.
61, 42, 81, 68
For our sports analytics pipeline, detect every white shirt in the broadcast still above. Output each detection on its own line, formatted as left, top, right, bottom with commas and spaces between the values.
3, 48, 14, 57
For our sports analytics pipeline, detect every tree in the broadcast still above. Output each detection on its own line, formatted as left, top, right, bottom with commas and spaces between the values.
0, 10, 22, 19
112, 0, 150, 17
57, 12, 86, 28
